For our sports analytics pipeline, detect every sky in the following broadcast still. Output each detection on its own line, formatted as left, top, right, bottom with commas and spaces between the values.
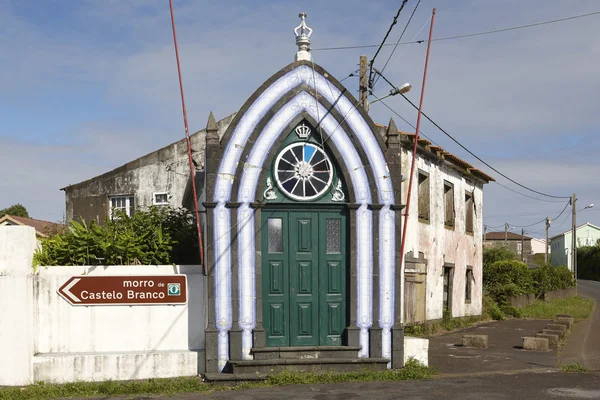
1, 0, 599, 239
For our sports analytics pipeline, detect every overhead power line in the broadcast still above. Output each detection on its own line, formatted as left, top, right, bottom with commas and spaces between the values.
486, 199, 570, 230
368, 1, 409, 92
492, 181, 566, 203
314, 10, 600, 51
376, 0, 422, 83
372, 92, 567, 203
373, 95, 438, 146
398, 93, 571, 199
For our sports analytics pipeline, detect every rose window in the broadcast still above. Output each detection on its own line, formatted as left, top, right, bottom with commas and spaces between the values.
274, 142, 333, 201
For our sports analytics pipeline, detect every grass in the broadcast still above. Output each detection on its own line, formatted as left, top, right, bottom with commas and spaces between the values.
520, 296, 594, 321
0, 377, 219, 400
404, 314, 485, 337
0, 359, 435, 400
404, 294, 595, 338
560, 362, 589, 373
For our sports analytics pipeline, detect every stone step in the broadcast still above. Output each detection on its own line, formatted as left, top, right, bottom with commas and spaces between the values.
203, 372, 268, 386
251, 346, 362, 360
231, 357, 389, 374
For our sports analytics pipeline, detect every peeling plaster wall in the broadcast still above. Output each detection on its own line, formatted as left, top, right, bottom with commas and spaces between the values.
64, 114, 235, 223
401, 149, 485, 321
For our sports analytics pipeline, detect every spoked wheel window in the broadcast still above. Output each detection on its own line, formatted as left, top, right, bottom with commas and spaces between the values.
274, 143, 333, 201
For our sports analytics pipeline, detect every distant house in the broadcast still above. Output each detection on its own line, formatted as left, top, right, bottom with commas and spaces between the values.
483, 231, 532, 259
0, 215, 65, 238
550, 222, 600, 271
530, 238, 548, 255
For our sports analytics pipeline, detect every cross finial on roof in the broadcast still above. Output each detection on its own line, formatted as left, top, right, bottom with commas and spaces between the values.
294, 13, 312, 61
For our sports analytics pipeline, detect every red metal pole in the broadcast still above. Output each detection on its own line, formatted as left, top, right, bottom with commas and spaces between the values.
398, 8, 436, 278
169, 0, 206, 275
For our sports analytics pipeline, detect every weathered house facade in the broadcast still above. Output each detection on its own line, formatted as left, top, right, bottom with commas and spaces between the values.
60, 114, 236, 223
61, 16, 492, 374
395, 135, 491, 322
483, 231, 533, 260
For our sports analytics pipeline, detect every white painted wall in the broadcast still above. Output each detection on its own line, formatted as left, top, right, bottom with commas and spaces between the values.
0, 226, 37, 386
0, 226, 207, 386
402, 150, 485, 321
550, 223, 600, 271
403, 337, 429, 367
530, 238, 547, 255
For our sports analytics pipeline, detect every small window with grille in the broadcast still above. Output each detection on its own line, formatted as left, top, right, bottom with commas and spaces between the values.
154, 192, 169, 206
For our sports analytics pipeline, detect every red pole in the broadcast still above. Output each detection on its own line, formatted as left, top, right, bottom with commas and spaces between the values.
169, 0, 206, 275
398, 8, 436, 280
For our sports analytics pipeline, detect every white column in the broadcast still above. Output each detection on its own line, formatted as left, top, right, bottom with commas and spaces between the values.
0, 226, 37, 385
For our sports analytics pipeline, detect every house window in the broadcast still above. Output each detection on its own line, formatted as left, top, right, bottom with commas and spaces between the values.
465, 191, 474, 234
417, 171, 430, 222
109, 195, 135, 218
444, 181, 454, 228
465, 267, 473, 303
517, 242, 522, 255
153, 192, 169, 206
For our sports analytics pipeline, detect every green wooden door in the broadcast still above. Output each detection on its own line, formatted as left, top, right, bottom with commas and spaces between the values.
262, 209, 347, 347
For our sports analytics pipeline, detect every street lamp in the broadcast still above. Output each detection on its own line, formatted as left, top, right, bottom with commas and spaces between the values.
370, 82, 412, 104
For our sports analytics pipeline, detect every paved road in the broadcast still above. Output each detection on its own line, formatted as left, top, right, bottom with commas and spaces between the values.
93, 371, 600, 400
428, 319, 556, 374
561, 279, 600, 370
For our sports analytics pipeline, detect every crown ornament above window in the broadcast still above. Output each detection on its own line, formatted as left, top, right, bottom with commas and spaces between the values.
294, 13, 312, 61
295, 123, 311, 139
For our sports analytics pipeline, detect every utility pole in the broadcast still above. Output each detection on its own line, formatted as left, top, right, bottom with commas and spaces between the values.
572, 193, 577, 289
359, 55, 369, 112
504, 222, 509, 245
545, 217, 550, 264
521, 228, 525, 262
484, 224, 488, 243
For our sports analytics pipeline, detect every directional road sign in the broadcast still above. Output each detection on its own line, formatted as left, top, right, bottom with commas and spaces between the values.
57, 275, 187, 306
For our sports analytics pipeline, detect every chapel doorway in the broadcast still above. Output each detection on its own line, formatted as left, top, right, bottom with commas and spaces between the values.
261, 208, 348, 347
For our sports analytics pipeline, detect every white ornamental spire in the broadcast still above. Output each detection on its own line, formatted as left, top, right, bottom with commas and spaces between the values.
294, 13, 312, 61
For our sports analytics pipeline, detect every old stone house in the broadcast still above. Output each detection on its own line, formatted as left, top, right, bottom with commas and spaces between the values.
61, 15, 492, 373
483, 231, 533, 261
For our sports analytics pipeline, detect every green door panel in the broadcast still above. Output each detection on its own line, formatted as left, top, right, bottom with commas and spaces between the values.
262, 208, 347, 347
262, 211, 289, 347
289, 212, 319, 346
318, 211, 347, 346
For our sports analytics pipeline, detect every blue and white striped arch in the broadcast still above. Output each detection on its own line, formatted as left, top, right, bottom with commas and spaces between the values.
212, 62, 396, 371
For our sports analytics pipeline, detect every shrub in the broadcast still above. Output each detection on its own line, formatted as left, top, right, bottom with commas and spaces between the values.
483, 294, 504, 320
483, 246, 516, 267
483, 260, 534, 304
33, 206, 199, 267
577, 246, 600, 280
499, 305, 523, 318
531, 263, 574, 297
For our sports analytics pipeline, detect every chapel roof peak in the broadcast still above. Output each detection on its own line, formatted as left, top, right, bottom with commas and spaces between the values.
294, 13, 312, 62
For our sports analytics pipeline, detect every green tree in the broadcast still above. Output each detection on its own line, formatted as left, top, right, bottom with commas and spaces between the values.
0, 203, 29, 218
483, 246, 516, 268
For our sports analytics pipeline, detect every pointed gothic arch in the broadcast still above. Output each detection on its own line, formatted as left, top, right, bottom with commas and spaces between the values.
204, 60, 402, 372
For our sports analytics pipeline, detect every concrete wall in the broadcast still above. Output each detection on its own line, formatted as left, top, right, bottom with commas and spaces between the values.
63, 114, 235, 223
0, 226, 207, 386
543, 287, 577, 301
401, 149, 485, 321
0, 226, 37, 386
